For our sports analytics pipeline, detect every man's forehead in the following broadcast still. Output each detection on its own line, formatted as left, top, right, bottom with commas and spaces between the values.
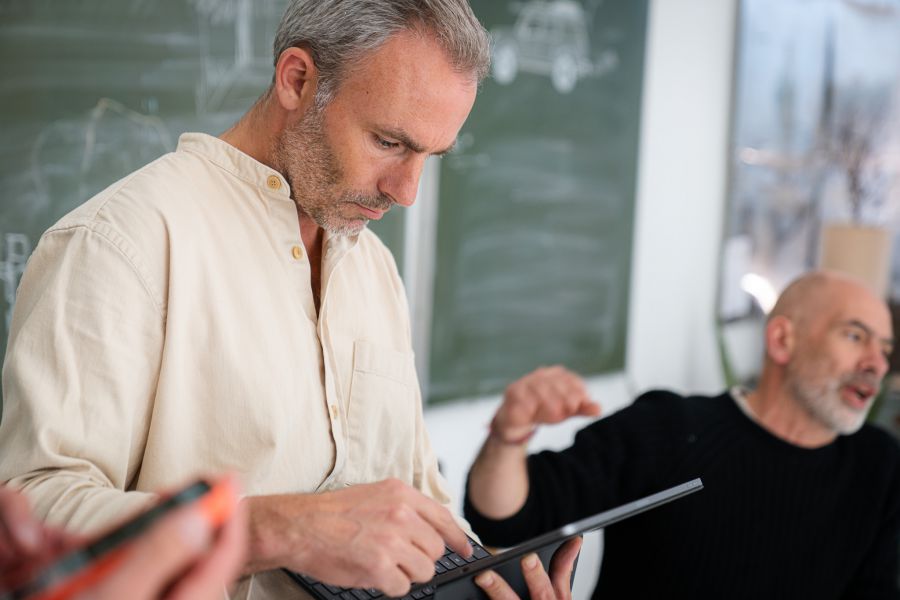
331, 32, 477, 152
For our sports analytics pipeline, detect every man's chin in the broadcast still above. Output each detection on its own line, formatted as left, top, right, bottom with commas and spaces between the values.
321, 217, 368, 237
832, 406, 870, 435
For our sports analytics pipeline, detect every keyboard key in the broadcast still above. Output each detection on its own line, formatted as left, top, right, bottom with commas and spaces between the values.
366, 589, 382, 598
434, 562, 446, 574
448, 554, 467, 567
472, 546, 491, 559
438, 557, 457, 571
351, 589, 371, 600
340, 592, 355, 600
422, 586, 435, 596
326, 584, 343, 594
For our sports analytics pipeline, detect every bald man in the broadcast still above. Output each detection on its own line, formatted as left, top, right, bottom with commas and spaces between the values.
465, 271, 900, 599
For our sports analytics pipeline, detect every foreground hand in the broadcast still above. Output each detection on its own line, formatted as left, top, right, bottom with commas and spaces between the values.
474, 537, 582, 600
0, 487, 80, 589
94, 476, 247, 600
0, 477, 245, 600
245, 478, 472, 597
491, 366, 600, 444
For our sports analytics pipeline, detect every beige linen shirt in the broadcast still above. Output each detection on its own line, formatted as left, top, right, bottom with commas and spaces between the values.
0, 133, 458, 598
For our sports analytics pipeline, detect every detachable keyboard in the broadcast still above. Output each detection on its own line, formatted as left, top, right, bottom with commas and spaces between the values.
286, 540, 492, 600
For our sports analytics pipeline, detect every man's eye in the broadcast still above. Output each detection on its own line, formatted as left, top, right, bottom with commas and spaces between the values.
376, 136, 399, 150
845, 330, 864, 343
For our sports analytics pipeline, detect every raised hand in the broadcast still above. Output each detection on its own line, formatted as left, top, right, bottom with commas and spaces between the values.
491, 366, 600, 444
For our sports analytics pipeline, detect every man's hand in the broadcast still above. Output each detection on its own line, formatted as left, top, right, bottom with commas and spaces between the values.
491, 366, 600, 444
244, 478, 472, 597
474, 537, 582, 600
0, 477, 246, 600
88, 477, 247, 600
0, 486, 80, 590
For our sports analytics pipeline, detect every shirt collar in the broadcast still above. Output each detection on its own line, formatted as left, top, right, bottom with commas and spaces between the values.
177, 132, 362, 254
730, 385, 758, 423
176, 132, 291, 199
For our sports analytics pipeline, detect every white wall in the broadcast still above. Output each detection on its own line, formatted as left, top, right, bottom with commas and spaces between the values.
423, 0, 739, 597
627, 0, 737, 397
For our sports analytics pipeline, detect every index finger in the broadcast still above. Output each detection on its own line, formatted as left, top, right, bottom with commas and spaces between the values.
406, 493, 472, 558
576, 400, 601, 418
559, 374, 599, 418
558, 370, 591, 403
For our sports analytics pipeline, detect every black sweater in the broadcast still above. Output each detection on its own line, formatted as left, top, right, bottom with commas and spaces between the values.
464, 391, 900, 599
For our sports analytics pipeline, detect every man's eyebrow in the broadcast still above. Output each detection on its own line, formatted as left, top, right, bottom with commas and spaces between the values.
378, 127, 456, 156
844, 319, 895, 347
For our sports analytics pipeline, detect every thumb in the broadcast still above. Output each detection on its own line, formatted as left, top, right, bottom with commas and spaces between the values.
577, 400, 601, 417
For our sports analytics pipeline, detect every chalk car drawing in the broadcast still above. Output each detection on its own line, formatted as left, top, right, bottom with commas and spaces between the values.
490, 0, 617, 94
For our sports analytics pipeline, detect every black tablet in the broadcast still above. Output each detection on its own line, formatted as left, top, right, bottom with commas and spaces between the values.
290, 477, 703, 600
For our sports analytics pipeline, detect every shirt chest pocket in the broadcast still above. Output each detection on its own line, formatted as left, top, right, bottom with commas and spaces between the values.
345, 340, 418, 481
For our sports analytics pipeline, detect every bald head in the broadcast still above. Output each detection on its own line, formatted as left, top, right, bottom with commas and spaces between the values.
769, 271, 888, 335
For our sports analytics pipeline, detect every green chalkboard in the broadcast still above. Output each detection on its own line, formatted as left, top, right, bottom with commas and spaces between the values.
427, 0, 649, 403
0, 0, 404, 380
0, 0, 647, 407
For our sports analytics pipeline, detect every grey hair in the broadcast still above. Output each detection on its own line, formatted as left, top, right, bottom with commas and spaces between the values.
273, 0, 491, 108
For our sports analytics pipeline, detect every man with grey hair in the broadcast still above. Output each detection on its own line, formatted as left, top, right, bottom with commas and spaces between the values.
465, 270, 900, 598
0, 2, 563, 599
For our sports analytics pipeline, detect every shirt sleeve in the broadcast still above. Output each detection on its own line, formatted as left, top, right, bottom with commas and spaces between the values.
0, 222, 164, 531
383, 240, 476, 538
410, 378, 476, 538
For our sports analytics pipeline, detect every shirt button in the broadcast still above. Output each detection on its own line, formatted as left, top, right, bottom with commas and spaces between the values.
266, 175, 282, 190
291, 245, 303, 260
330, 405, 339, 420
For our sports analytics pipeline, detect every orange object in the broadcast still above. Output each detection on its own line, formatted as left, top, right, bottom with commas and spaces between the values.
8, 479, 235, 600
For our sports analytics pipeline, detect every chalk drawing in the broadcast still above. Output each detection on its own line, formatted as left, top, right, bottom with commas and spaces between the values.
491, 0, 618, 94
1, 234, 31, 332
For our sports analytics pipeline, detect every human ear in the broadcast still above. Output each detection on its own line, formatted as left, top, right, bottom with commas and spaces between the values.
765, 315, 795, 365
273, 47, 319, 112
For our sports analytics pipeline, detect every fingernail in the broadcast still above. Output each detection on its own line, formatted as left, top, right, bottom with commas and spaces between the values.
475, 573, 494, 587
523, 554, 539, 570
177, 508, 212, 551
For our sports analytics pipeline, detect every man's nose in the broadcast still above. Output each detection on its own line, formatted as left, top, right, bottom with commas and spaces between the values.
861, 341, 889, 379
379, 156, 426, 207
